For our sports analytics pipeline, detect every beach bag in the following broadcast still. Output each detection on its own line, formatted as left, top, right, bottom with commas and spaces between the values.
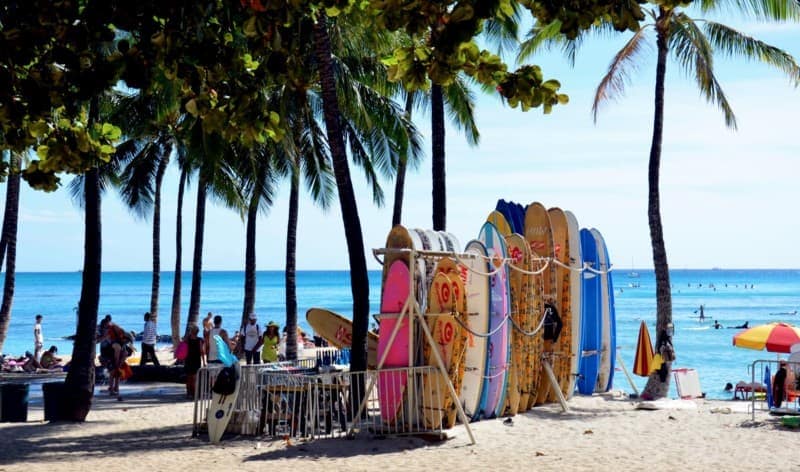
212, 365, 239, 396
119, 361, 133, 380
175, 341, 188, 361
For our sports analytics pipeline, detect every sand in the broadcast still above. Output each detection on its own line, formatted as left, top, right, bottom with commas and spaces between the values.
1, 384, 796, 472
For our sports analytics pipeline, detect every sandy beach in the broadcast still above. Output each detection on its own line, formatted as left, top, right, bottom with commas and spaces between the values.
1, 384, 797, 472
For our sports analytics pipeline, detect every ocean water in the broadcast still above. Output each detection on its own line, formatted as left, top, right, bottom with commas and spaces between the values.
3, 269, 799, 400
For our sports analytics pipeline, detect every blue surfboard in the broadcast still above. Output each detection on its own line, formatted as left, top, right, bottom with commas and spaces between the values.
577, 228, 601, 395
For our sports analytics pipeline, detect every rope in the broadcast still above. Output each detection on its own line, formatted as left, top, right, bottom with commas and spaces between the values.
482, 365, 509, 379
453, 252, 507, 277
509, 309, 547, 337
453, 311, 513, 338
507, 258, 550, 275
550, 258, 586, 273
583, 262, 614, 275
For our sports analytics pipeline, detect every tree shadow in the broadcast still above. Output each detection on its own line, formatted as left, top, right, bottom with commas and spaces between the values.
0, 421, 202, 465
243, 434, 437, 462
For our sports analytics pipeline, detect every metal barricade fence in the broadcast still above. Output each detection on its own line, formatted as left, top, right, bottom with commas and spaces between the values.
192, 362, 447, 440
260, 366, 445, 440
192, 359, 317, 437
748, 359, 800, 420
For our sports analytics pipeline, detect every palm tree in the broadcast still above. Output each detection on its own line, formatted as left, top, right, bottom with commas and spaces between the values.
237, 146, 278, 330
184, 124, 243, 331
313, 15, 372, 372
392, 81, 478, 227
0, 150, 22, 353
170, 165, 189, 346
591, 1, 800, 398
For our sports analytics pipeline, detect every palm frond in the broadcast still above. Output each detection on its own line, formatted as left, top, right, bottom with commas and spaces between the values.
444, 76, 480, 147
592, 25, 653, 122
518, 20, 566, 63
483, 1, 523, 58
698, 0, 800, 21
703, 20, 800, 84
670, 14, 737, 128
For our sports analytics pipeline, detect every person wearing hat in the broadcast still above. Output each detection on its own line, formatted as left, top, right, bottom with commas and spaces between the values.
242, 313, 263, 364
261, 321, 280, 363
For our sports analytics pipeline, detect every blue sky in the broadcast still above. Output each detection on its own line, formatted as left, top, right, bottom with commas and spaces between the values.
11, 15, 800, 272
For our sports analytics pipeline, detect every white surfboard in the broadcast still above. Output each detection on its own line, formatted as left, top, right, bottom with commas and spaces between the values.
564, 211, 582, 399
207, 362, 241, 443
591, 228, 612, 393
458, 240, 490, 421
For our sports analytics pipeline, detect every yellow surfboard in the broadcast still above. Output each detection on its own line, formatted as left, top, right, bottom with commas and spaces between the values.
306, 308, 379, 368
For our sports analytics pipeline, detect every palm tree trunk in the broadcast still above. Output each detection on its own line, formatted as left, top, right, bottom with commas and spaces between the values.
642, 14, 674, 400
431, 84, 446, 231
65, 164, 102, 421
170, 168, 187, 346
314, 16, 370, 373
150, 153, 168, 322
187, 174, 207, 330
0, 152, 11, 274
285, 163, 299, 361
241, 192, 258, 330
392, 94, 414, 227
0, 152, 21, 353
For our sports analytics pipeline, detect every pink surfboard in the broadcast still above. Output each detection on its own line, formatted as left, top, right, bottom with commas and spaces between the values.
378, 260, 412, 423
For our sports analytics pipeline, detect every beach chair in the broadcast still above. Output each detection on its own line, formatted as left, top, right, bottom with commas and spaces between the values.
673, 368, 703, 399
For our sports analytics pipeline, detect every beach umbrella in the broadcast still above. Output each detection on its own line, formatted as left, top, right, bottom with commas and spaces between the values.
732, 322, 800, 354
633, 320, 654, 376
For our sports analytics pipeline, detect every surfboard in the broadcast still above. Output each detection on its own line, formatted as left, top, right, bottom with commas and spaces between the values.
437, 231, 461, 254
577, 228, 601, 395
503, 233, 530, 415
478, 221, 511, 419
591, 228, 615, 393
421, 264, 467, 429
459, 240, 490, 421
377, 259, 412, 423
306, 308, 379, 368
525, 202, 556, 406
564, 210, 583, 398
547, 207, 574, 402
487, 210, 513, 237
207, 338, 241, 444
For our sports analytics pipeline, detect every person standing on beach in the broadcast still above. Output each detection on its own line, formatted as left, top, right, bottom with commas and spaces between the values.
774, 360, 788, 408
140, 312, 160, 367
206, 315, 230, 364
183, 324, 205, 398
261, 322, 280, 363
242, 313, 262, 365
202, 312, 213, 340
33, 314, 44, 361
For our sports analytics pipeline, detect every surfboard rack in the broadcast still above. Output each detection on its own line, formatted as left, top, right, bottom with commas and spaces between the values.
352, 247, 477, 445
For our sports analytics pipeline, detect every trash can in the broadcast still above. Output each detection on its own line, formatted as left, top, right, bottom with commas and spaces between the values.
43, 381, 66, 422
0, 383, 29, 422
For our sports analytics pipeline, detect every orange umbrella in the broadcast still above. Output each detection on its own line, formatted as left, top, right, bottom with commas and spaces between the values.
633, 320, 654, 376
732, 322, 800, 354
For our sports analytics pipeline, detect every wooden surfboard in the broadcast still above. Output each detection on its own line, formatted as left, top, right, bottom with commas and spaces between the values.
547, 207, 573, 402
525, 202, 556, 406
306, 308, 379, 368
421, 263, 467, 429
487, 210, 513, 237
503, 233, 530, 415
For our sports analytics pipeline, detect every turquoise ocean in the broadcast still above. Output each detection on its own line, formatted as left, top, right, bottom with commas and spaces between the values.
3, 269, 799, 399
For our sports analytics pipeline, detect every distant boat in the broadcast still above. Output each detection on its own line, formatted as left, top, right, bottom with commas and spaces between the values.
628, 258, 640, 278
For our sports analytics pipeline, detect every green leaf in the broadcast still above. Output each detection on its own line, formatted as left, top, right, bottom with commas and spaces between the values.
36, 145, 49, 159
